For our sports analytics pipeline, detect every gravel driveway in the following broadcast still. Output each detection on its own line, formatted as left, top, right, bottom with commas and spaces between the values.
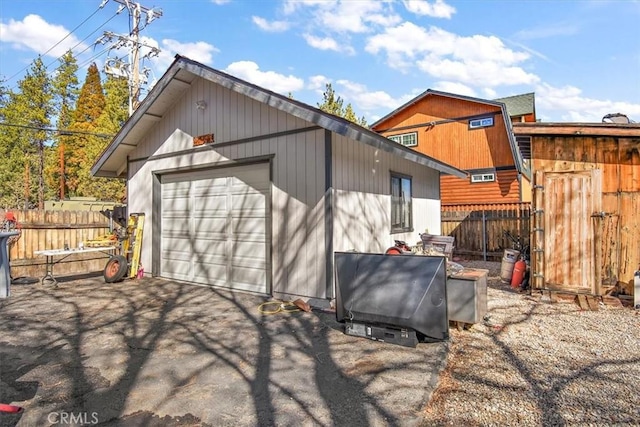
423, 261, 640, 426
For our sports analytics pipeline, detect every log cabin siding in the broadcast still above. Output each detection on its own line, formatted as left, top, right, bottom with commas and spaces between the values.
441, 169, 520, 204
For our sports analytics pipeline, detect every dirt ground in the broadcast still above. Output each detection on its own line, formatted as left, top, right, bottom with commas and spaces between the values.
1, 274, 450, 427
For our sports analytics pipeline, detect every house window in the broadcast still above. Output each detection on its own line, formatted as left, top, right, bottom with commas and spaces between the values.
388, 132, 418, 147
391, 173, 412, 233
469, 116, 494, 129
471, 173, 496, 183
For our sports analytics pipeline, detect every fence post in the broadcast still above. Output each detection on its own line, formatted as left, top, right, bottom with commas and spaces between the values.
482, 208, 487, 261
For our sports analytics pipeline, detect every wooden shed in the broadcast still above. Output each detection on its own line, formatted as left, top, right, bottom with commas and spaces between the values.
514, 122, 640, 297
91, 55, 466, 302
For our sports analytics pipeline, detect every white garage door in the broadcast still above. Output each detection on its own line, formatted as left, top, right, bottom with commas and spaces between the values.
160, 163, 270, 294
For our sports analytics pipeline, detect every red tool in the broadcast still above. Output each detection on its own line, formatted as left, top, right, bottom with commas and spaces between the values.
0, 403, 23, 413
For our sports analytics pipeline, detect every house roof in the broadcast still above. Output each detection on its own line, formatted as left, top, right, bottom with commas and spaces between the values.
369, 89, 526, 177
370, 89, 507, 129
91, 56, 467, 179
494, 93, 535, 118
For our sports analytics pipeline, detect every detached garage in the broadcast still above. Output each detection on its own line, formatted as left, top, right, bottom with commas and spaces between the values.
92, 55, 466, 301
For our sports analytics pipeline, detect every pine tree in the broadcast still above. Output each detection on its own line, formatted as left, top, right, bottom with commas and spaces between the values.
79, 75, 127, 201
45, 50, 79, 200
65, 63, 106, 196
317, 83, 367, 127
7, 57, 54, 209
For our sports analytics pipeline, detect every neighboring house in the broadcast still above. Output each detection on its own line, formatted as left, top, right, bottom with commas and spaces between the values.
494, 92, 536, 124
370, 90, 531, 205
91, 55, 466, 301
514, 122, 640, 296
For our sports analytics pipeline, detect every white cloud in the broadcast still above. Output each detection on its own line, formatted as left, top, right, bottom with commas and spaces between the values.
211, 0, 231, 4
152, 39, 219, 72
334, 79, 419, 113
432, 81, 477, 97
536, 82, 640, 122
303, 34, 355, 54
366, 22, 539, 87
0, 14, 88, 58
308, 75, 331, 91
224, 61, 305, 94
482, 88, 498, 99
283, 0, 401, 33
403, 0, 456, 19
514, 23, 580, 41
252, 16, 290, 32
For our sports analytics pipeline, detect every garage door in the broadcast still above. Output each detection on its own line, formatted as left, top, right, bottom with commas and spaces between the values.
160, 163, 270, 293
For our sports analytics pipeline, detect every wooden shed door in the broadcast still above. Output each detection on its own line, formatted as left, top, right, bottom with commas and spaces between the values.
535, 170, 602, 293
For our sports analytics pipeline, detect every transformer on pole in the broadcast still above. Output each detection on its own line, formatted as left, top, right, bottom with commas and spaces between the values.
96, 0, 162, 116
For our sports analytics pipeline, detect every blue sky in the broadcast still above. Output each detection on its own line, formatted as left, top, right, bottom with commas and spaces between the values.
1, 0, 639, 123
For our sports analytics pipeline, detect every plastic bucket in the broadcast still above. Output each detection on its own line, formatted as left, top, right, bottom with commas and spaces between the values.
500, 249, 520, 282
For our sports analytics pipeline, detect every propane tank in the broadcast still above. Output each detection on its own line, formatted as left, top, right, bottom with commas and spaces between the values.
511, 259, 527, 289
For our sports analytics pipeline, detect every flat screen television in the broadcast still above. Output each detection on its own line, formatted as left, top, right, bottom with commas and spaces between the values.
335, 252, 449, 341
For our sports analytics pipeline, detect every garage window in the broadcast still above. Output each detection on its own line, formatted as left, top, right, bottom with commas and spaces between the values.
391, 173, 412, 233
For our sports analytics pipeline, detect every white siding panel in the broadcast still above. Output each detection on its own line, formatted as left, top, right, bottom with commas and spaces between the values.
332, 134, 441, 253
128, 77, 326, 298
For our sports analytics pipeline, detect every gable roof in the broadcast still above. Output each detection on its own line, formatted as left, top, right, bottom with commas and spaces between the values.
369, 89, 526, 177
370, 89, 507, 129
494, 92, 535, 118
91, 56, 466, 179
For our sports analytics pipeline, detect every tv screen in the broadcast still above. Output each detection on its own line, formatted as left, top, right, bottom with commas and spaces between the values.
335, 252, 448, 341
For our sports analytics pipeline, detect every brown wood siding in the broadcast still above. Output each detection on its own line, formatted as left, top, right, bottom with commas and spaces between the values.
530, 135, 640, 287
441, 169, 521, 204
373, 95, 515, 170
510, 113, 536, 124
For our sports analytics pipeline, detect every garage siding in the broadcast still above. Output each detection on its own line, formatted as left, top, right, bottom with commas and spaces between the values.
127, 77, 327, 298
332, 134, 442, 253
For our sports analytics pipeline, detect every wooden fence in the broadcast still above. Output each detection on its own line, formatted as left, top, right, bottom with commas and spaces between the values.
441, 202, 532, 260
2, 209, 114, 279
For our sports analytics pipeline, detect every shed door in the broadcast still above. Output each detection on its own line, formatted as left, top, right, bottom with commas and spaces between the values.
160, 163, 270, 294
539, 170, 602, 292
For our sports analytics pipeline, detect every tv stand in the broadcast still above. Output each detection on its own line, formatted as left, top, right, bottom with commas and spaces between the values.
345, 322, 419, 348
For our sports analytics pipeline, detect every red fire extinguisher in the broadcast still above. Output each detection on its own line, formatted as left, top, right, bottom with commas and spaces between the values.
511, 259, 527, 289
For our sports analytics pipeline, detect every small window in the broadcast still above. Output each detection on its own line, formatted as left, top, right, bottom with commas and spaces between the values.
388, 132, 418, 147
391, 173, 413, 233
471, 173, 495, 183
469, 116, 494, 129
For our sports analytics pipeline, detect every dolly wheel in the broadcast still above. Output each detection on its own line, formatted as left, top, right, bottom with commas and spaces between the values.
104, 255, 128, 283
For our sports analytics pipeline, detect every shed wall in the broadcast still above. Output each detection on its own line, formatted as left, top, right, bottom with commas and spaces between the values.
127, 77, 327, 298
332, 134, 442, 253
531, 135, 640, 286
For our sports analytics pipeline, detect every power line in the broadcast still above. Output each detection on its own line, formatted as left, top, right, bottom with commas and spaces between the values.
0, 122, 114, 138
2, 3, 110, 86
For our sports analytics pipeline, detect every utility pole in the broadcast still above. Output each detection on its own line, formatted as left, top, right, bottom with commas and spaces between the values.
96, 0, 162, 115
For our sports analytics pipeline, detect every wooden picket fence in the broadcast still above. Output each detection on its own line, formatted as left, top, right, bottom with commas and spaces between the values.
2, 209, 114, 279
441, 202, 531, 260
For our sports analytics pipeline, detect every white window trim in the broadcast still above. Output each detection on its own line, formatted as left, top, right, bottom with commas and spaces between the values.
471, 173, 496, 183
388, 132, 418, 147
469, 116, 494, 129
